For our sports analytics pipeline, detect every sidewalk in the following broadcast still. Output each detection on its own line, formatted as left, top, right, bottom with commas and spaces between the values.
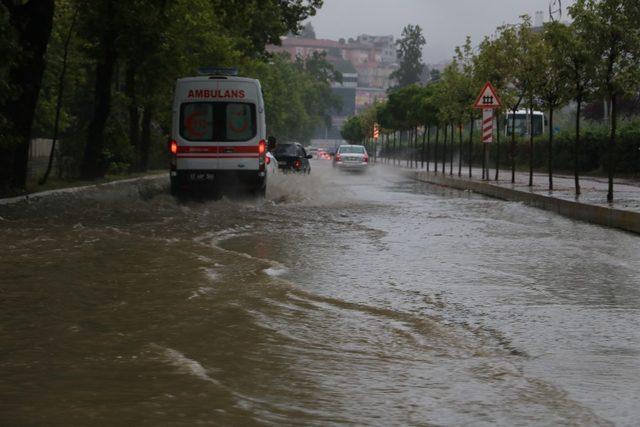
390, 160, 640, 234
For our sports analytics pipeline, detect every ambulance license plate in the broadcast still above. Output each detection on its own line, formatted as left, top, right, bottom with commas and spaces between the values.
189, 172, 214, 181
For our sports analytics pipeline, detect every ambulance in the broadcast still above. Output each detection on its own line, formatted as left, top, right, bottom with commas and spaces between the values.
169, 68, 268, 196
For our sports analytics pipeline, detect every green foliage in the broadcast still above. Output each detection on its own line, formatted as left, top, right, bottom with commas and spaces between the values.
571, 0, 640, 98
390, 24, 426, 88
537, 23, 573, 111
23, 0, 331, 181
468, 120, 640, 175
244, 52, 339, 143
210, 0, 322, 56
343, 8, 640, 181
0, 4, 17, 145
341, 116, 365, 143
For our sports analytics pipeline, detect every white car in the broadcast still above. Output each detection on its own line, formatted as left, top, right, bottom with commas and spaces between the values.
265, 151, 278, 176
333, 144, 369, 171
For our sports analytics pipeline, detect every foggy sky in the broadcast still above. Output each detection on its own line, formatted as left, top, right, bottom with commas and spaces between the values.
309, 0, 574, 64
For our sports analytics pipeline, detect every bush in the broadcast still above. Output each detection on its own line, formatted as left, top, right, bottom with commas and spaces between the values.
469, 119, 640, 176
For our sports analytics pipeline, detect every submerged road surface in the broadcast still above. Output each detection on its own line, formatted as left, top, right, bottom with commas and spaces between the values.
1, 161, 639, 426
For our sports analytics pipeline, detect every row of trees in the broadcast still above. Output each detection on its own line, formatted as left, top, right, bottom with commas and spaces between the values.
343, 0, 640, 202
0, 0, 338, 196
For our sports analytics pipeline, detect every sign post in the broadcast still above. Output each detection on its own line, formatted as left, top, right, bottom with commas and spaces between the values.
473, 82, 502, 180
373, 124, 380, 163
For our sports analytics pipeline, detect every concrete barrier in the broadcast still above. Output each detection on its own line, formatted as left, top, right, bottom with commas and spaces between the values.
410, 171, 640, 235
0, 173, 168, 206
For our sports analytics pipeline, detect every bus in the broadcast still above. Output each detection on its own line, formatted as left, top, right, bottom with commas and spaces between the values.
504, 110, 547, 137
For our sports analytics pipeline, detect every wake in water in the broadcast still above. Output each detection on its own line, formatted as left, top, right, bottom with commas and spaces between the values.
150, 344, 221, 385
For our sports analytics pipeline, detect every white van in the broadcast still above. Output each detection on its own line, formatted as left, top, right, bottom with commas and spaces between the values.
169, 68, 268, 196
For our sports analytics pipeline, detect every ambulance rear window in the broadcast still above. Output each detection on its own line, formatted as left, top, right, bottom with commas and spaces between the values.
180, 102, 256, 142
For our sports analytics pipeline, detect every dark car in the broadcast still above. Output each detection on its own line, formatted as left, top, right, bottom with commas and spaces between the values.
272, 142, 312, 174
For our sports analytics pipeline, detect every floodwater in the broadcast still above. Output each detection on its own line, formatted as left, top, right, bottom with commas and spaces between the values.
1, 162, 639, 426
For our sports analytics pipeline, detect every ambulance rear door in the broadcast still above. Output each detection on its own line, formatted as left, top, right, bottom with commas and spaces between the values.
174, 78, 262, 172
215, 80, 262, 171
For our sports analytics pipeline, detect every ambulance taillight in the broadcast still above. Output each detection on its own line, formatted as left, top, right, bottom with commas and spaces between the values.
170, 140, 178, 155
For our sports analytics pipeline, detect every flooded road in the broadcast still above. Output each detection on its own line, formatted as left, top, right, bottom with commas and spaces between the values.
1, 161, 639, 426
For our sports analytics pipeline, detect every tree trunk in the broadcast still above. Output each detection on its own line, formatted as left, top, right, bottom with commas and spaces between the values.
457, 122, 462, 177
528, 103, 534, 187
494, 112, 500, 181
574, 97, 582, 196
393, 133, 396, 166
449, 123, 454, 176
40, 7, 79, 186
407, 129, 411, 168
607, 94, 617, 203
548, 107, 554, 192
125, 61, 140, 171
421, 125, 426, 168
434, 126, 439, 173
442, 124, 447, 174
139, 105, 153, 172
0, 0, 55, 194
469, 116, 474, 178
426, 125, 431, 172
511, 109, 517, 183
81, 0, 117, 179
404, 130, 408, 167
414, 126, 419, 168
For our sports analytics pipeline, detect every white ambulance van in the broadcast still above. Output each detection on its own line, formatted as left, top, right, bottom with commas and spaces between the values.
169, 68, 268, 196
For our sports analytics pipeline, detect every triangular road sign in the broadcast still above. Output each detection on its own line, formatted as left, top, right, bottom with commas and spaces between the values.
473, 82, 502, 109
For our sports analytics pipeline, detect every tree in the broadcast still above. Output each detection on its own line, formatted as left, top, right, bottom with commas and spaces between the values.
40, 3, 79, 185
475, 31, 513, 181
77, 0, 325, 180
80, 0, 118, 179
571, 0, 640, 202
387, 84, 423, 164
538, 21, 572, 192
391, 24, 425, 88
488, 23, 528, 183
417, 84, 438, 170
0, 0, 55, 194
212, 0, 322, 57
452, 37, 476, 177
548, 15, 596, 196
299, 22, 316, 39
515, 17, 545, 187
439, 62, 466, 176
429, 68, 441, 83
341, 116, 364, 143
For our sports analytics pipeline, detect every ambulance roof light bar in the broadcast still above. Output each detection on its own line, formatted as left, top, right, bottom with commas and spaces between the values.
197, 67, 239, 77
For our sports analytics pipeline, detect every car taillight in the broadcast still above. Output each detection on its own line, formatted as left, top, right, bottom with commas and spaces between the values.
265, 156, 271, 165
258, 139, 266, 155
335, 154, 341, 161
294, 159, 301, 169
169, 140, 177, 155
363, 155, 369, 163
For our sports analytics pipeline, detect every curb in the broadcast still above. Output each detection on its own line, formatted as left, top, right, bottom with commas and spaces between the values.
409, 171, 640, 235
0, 173, 168, 206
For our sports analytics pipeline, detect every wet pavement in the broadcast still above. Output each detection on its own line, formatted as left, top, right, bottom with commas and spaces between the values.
397, 159, 640, 213
1, 161, 639, 426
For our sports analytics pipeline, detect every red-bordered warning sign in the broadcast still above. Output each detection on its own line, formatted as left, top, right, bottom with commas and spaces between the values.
473, 82, 502, 109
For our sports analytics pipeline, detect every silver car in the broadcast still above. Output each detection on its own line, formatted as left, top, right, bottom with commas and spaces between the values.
333, 144, 369, 171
